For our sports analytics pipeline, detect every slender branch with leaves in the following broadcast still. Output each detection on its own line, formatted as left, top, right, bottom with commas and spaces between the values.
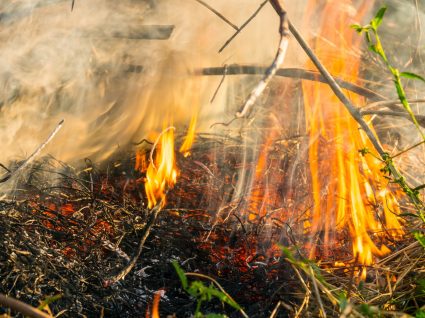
352, 7, 425, 225
352, 6, 425, 142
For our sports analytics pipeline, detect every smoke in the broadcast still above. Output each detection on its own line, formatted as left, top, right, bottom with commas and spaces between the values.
0, 0, 308, 165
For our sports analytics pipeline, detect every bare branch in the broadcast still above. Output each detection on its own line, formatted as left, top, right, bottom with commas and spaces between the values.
236, 1, 290, 118
194, 0, 238, 31
219, 0, 269, 53
199, 65, 385, 101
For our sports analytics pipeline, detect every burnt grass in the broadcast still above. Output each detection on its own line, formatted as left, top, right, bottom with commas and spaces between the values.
0, 139, 307, 317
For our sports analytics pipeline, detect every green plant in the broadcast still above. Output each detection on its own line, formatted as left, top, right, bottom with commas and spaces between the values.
353, 6, 425, 225
351, 6, 425, 141
172, 261, 242, 318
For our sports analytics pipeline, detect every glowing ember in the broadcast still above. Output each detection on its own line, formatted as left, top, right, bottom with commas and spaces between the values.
145, 126, 178, 209
302, 0, 404, 276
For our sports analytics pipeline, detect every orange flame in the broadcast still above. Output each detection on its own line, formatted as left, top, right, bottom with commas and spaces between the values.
151, 289, 163, 318
302, 0, 404, 277
179, 113, 198, 157
145, 126, 178, 209
141, 115, 197, 209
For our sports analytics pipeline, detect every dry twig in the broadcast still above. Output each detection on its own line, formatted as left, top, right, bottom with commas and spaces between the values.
219, 0, 269, 53
236, 0, 290, 118
0, 294, 52, 318
199, 65, 385, 101
103, 200, 163, 286
194, 0, 238, 31
0, 120, 64, 183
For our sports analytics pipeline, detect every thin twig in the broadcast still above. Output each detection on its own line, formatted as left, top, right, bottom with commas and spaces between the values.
0, 120, 64, 183
199, 65, 385, 101
269, 301, 282, 318
194, 0, 238, 31
236, 0, 290, 118
309, 266, 326, 318
210, 64, 229, 103
103, 200, 163, 286
361, 98, 425, 110
219, 0, 269, 53
360, 110, 425, 127
0, 294, 52, 318
392, 140, 425, 159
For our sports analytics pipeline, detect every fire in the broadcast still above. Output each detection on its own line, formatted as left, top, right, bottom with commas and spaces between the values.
302, 0, 404, 276
179, 113, 198, 157
145, 126, 178, 209
140, 114, 198, 209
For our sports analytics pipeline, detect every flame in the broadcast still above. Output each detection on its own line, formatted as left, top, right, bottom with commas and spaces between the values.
145, 126, 178, 209
302, 0, 404, 276
179, 113, 198, 157
151, 290, 163, 318
141, 115, 197, 209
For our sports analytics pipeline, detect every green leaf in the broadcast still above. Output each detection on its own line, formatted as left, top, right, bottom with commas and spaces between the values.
365, 31, 372, 45
172, 261, 188, 290
279, 246, 297, 263
205, 314, 228, 318
37, 294, 62, 311
371, 6, 387, 29
358, 304, 379, 318
207, 286, 241, 310
337, 292, 348, 311
400, 72, 425, 83
351, 24, 364, 33
414, 232, 425, 249
416, 309, 425, 318
417, 279, 425, 293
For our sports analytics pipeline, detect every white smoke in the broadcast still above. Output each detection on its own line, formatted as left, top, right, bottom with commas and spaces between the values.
0, 0, 309, 165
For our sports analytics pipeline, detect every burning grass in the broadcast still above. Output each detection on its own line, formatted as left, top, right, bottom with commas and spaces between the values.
1, 1, 425, 317
0, 131, 423, 317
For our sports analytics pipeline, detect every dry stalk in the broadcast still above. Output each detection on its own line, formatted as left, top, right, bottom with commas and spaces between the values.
0, 294, 52, 318
194, 0, 238, 31
0, 120, 64, 183
219, 0, 269, 53
309, 266, 327, 318
200, 65, 385, 100
269, 301, 282, 318
103, 200, 163, 286
361, 110, 425, 127
361, 98, 425, 111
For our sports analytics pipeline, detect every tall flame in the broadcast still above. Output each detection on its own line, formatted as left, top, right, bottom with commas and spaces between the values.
179, 113, 198, 157
140, 114, 197, 209
145, 126, 178, 209
302, 0, 404, 276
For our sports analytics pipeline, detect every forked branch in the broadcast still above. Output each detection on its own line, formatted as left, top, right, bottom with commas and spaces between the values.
236, 0, 290, 118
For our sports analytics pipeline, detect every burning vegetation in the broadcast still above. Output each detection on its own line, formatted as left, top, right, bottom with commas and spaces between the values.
0, 0, 425, 317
